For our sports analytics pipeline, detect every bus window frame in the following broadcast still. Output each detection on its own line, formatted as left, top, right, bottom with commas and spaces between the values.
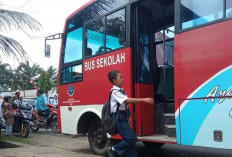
175, 0, 232, 34
60, 14, 84, 85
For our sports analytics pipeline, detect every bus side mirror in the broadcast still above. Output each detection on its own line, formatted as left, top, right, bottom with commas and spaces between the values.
45, 44, 51, 58
44, 33, 63, 58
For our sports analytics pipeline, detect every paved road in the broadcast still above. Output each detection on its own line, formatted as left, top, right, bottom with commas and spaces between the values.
0, 129, 99, 157
1, 129, 232, 157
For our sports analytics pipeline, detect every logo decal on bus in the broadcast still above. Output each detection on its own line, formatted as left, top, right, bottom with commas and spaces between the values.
68, 84, 74, 96
204, 85, 232, 104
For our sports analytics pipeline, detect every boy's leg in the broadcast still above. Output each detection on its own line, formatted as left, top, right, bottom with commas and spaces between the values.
124, 144, 137, 157
114, 113, 137, 156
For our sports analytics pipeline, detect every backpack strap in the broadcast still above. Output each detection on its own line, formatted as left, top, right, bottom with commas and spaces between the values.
109, 89, 120, 120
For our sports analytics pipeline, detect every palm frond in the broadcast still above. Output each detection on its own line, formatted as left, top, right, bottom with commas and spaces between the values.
0, 9, 41, 32
0, 34, 26, 60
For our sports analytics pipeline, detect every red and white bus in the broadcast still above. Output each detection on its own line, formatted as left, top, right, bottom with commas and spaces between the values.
54, 0, 232, 155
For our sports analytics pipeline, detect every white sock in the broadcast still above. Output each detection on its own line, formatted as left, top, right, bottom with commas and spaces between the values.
112, 147, 115, 151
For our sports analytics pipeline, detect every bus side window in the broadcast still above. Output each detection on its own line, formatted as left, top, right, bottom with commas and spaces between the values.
60, 67, 72, 83
85, 17, 105, 56
60, 65, 83, 84
106, 8, 126, 50
72, 65, 83, 81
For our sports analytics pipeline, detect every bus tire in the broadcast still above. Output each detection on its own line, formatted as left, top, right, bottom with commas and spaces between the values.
88, 118, 110, 155
142, 141, 164, 149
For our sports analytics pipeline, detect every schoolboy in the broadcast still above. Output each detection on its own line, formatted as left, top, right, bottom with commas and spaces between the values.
107, 70, 154, 157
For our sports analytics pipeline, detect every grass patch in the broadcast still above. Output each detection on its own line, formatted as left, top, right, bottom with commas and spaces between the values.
0, 134, 36, 145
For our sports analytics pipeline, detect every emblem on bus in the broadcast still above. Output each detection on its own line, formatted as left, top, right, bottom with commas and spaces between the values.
68, 84, 74, 96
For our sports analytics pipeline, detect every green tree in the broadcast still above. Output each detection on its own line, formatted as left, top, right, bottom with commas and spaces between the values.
38, 71, 53, 93
16, 61, 43, 90
10, 70, 23, 91
46, 66, 58, 86
0, 62, 13, 91
0, 8, 41, 60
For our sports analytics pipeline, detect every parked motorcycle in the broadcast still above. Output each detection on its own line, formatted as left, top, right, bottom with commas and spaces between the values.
30, 104, 59, 134
7, 99, 32, 138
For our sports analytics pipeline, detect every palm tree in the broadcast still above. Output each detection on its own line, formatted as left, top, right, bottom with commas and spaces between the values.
10, 70, 22, 91
46, 66, 58, 86
0, 9, 41, 60
0, 61, 13, 91
16, 61, 43, 90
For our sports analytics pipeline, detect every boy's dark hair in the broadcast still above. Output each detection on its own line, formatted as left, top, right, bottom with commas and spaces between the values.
108, 70, 120, 84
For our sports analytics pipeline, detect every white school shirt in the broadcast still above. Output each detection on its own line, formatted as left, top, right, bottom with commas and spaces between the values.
110, 86, 128, 113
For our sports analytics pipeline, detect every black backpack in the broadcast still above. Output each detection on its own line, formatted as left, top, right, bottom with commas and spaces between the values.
101, 90, 119, 135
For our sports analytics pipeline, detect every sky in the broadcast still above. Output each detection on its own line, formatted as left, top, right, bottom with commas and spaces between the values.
1, 0, 91, 70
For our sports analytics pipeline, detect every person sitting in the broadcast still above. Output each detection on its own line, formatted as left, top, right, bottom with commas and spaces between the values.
12, 90, 21, 102
33, 89, 50, 125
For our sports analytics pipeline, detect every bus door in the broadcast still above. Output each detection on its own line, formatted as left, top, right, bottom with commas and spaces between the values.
132, 5, 154, 136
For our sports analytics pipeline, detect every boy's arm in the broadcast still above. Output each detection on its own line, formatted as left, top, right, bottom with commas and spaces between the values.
125, 98, 154, 105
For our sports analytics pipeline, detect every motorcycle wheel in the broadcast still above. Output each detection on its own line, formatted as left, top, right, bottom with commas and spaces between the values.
20, 122, 30, 138
51, 116, 59, 134
30, 116, 39, 132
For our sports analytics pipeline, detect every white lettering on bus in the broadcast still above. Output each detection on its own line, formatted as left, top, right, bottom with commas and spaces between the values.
108, 56, 112, 66
85, 60, 95, 71
121, 52, 125, 63
85, 52, 126, 71
204, 85, 232, 104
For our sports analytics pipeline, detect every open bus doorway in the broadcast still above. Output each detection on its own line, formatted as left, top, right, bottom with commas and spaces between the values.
132, 0, 176, 142
152, 0, 175, 137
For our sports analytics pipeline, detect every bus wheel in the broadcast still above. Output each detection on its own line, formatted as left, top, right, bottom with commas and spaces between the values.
142, 142, 164, 149
88, 118, 110, 155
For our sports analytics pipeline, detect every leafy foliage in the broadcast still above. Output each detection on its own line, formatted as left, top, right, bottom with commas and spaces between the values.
0, 35, 25, 60
16, 61, 43, 90
0, 8, 41, 60
0, 62, 57, 92
46, 66, 58, 87
38, 71, 53, 94
0, 62, 13, 91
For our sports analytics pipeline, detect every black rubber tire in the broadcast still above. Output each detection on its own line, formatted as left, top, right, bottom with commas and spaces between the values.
142, 141, 164, 149
51, 116, 59, 134
88, 118, 111, 155
20, 122, 30, 138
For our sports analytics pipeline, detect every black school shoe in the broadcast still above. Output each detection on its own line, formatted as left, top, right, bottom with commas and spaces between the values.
107, 147, 118, 157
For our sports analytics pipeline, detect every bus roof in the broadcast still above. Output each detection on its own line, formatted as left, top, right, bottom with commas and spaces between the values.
66, 0, 96, 22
